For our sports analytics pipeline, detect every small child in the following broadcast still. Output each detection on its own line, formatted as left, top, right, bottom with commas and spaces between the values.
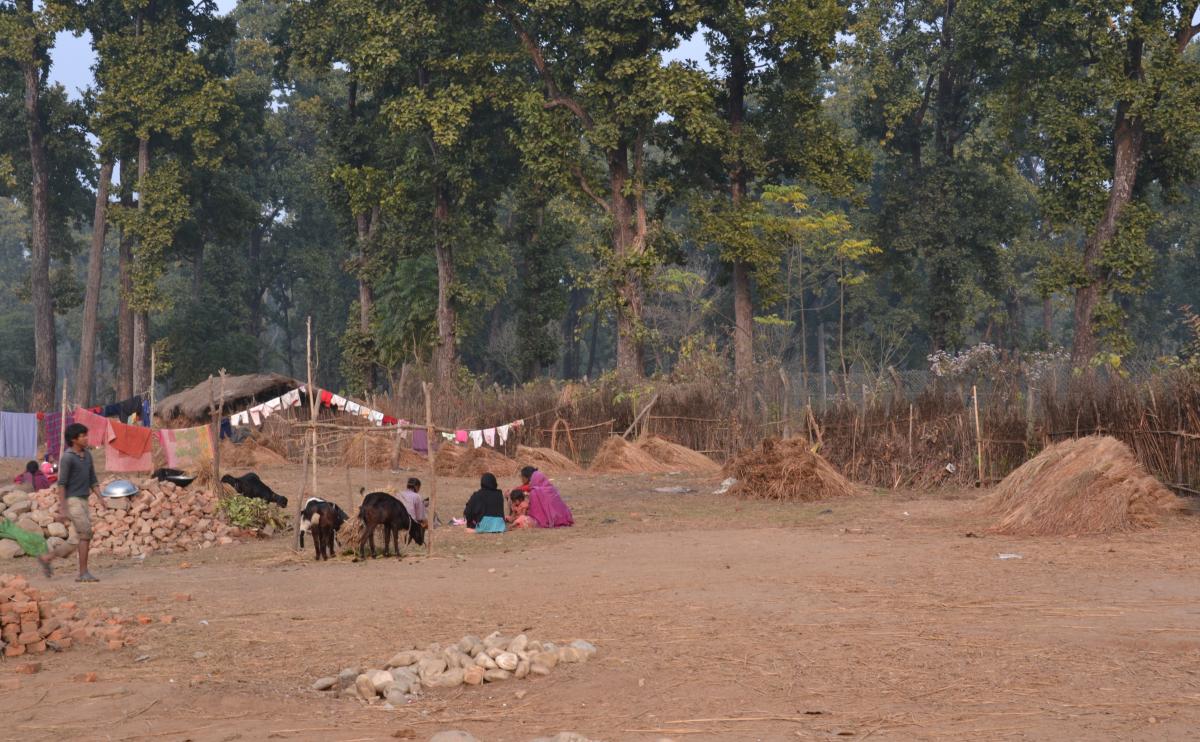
506, 491, 535, 529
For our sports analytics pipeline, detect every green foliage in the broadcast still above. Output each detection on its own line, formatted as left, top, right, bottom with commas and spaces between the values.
218, 493, 288, 531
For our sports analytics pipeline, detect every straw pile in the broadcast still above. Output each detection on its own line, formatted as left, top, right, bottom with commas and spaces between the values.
636, 437, 721, 474
337, 514, 365, 552
436, 446, 516, 477
589, 437, 676, 474
339, 432, 427, 470
724, 437, 860, 501
221, 439, 288, 467
514, 446, 582, 475
978, 436, 1182, 536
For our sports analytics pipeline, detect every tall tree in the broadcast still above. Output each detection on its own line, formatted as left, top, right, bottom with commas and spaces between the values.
994, 1, 1200, 367
493, 0, 717, 378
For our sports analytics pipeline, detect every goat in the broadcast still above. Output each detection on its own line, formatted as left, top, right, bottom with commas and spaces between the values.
301, 498, 346, 560
220, 472, 288, 508
299, 496, 348, 548
357, 491, 424, 560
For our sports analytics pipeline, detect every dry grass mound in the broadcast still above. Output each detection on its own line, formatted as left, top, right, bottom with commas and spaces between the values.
435, 445, 516, 477
724, 437, 860, 501
589, 436, 676, 474
636, 436, 720, 474
221, 438, 288, 468
339, 432, 427, 470
979, 436, 1182, 536
515, 445, 583, 475
337, 514, 364, 552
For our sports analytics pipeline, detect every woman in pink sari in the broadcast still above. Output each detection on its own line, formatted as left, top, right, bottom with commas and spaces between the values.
525, 468, 574, 528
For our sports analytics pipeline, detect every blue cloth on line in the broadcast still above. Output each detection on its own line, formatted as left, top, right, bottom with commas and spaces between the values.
220, 419, 233, 440
141, 399, 151, 427
0, 412, 38, 459
474, 516, 506, 534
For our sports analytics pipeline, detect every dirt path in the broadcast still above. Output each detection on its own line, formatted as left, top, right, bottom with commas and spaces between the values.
2, 469, 1199, 741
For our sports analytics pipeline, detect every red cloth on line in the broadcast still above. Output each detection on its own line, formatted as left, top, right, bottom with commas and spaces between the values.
383, 415, 398, 426
104, 420, 152, 472
319, 390, 333, 406
109, 419, 152, 457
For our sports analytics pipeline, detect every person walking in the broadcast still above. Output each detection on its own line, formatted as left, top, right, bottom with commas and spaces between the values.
56, 423, 101, 582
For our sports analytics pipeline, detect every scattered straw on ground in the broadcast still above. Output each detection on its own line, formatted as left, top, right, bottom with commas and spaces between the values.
589, 436, 676, 474
515, 445, 583, 475
435, 446, 516, 477
636, 436, 721, 474
724, 437, 860, 501
978, 436, 1182, 536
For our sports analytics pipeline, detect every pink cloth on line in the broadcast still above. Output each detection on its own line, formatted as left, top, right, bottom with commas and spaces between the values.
455, 430, 468, 444
528, 471, 573, 528
73, 408, 109, 448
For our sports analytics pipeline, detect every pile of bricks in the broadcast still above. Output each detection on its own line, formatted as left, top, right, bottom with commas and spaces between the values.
0, 574, 129, 658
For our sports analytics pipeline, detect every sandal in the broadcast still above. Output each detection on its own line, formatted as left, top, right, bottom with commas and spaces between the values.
75, 573, 99, 583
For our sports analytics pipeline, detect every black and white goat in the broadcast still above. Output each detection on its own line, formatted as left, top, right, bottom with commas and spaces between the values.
300, 497, 348, 560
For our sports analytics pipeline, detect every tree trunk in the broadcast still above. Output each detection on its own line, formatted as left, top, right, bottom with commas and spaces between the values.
607, 146, 645, 378
76, 158, 114, 406
132, 137, 151, 396
560, 287, 586, 379
21, 44, 56, 412
727, 42, 754, 383
433, 188, 457, 389
117, 162, 134, 400
1069, 107, 1143, 368
585, 307, 601, 379
1042, 295, 1053, 346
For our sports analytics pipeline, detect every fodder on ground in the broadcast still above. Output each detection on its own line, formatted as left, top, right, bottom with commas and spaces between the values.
978, 436, 1182, 536
724, 437, 860, 501
636, 436, 721, 474
589, 436, 676, 474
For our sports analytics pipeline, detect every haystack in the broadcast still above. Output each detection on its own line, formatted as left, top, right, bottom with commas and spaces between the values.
515, 445, 583, 475
436, 445, 516, 477
339, 431, 428, 470
155, 373, 299, 424
636, 436, 720, 474
979, 436, 1181, 536
589, 436, 676, 474
221, 438, 288, 468
724, 437, 860, 501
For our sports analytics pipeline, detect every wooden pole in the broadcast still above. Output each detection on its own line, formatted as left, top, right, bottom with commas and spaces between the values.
208, 374, 217, 485
972, 385, 984, 486
422, 381, 437, 556
622, 393, 659, 441
149, 346, 156, 422
58, 380, 67, 464
908, 403, 914, 457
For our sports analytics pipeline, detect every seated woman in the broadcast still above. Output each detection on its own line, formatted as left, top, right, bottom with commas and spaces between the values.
463, 473, 506, 533
12, 461, 50, 493
525, 467, 574, 528
506, 491, 536, 529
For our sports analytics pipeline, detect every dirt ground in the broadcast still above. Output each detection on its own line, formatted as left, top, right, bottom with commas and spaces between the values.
2, 460, 1200, 742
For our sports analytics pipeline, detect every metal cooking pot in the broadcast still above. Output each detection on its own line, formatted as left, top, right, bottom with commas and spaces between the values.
102, 480, 139, 498
165, 474, 196, 488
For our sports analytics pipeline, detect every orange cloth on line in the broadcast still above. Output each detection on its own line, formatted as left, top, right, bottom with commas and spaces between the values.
109, 419, 152, 457
105, 420, 153, 472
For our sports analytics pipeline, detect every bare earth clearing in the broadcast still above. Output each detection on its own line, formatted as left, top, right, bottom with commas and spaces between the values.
2, 461, 1199, 741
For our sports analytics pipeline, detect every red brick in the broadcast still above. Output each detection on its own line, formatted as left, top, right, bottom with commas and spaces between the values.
13, 661, 40, 674
136, 615, 153, 625
106, 639, 123, 650
20, 621, 39, 635
26, 640, 46, 654
159, 615, 175, 624
4, 644, 25, 657
75, 672, 97, 683
17, 631, 40, 645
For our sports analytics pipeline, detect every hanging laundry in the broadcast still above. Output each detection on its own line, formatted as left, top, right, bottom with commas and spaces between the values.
412, 428, 429, 454
282, 389, 301, 407
250, 409, 262, 426
455, 430, 468, 444
157, 425, 214, 469
73, 408, 109, 446
497, 424, 511, 445
382, 415, 399, 426
319, 390, 333, 407
141, 399, 151, 427
331, 394, 348, 409
0, 412, 38, 459
469, 430, 484, 448
484, 428, 496, 447
43, 411, 75, 460
345, 401, 361, 416
220, 419, 233, 440
441, 432, 455, 442
369, 410, 384, 425
104, 420, 152, 472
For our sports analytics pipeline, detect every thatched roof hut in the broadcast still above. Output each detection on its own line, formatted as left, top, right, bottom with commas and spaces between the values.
154, 373, 301, 424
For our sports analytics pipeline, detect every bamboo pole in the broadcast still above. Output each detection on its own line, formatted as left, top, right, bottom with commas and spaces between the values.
149, 346, 156, 422
422, 381, 437, 556
907, 403, 914, 457
972, 385, 984, 486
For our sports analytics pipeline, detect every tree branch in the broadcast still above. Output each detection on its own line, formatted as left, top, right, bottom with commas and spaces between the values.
573, 167, 610, 214
1176, 7, 1200, 53
495, 2, 594, 130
